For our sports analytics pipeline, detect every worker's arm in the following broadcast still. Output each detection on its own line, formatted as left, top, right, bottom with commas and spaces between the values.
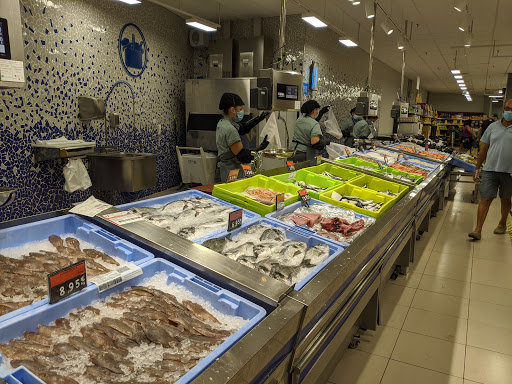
474, 142, 489, 182
230, 141, 243, 156
476, 127, 482, 142
238, 112, 270, 135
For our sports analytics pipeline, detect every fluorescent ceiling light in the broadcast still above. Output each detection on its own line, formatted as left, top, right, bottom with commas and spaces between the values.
499, 90, 503, 94
381, 20, 394, 35
353, 1, 361, 4
457, 80, 465, 83
186, 18, 219, 32
117, 0, 141, 3
365, 0, 375, 18
339, 38, 358, 47
397, 36, 405, 50
459, 26, 465, 31
451, 70, 461, 74
460, 86, 467, 89
464, 33, 472, 47
454, 75, 463, 79
489, 95, 503, 98
302, 15, 328, 28
492, 100, 499, 103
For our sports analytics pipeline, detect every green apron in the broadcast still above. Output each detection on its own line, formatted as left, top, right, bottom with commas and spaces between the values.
290, 116, 323, 161
216, 117, 245, 182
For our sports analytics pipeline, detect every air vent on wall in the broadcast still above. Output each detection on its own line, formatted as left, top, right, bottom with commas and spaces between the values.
189, 29, 207, 47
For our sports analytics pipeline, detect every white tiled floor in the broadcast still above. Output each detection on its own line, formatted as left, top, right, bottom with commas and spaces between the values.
328, 180, 512, 384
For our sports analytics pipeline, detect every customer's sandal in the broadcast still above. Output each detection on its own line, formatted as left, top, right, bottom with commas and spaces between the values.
494, 225, 507, 235
468, 231, 482, 240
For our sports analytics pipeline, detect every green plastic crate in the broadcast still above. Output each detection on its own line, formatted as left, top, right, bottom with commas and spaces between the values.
270, 169, 345, 199
336, 157, 381, 171
379, 167, 423, 184
319, 184, 397, 219
348, 175, 410, 200
301, 163, 361, 182
213, 175, 301, 216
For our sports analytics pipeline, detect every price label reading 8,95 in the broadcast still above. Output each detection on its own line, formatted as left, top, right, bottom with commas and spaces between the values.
47, 260, 87, 304
228, 209, 243, 231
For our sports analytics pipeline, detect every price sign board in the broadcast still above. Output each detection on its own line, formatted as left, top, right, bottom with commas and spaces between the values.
316, 155, 322, 166
89, 264, 143, 293
228, 209, 243, 231
48, 260, 87, 304
287, 161, 295, 172
241, 164, 254, 178
345, 147, 351, 157
227, 169, 239, 183
275, 193, 285, 211
298, 189, 311, 207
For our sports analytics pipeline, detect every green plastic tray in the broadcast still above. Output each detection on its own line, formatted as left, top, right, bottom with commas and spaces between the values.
379, 167, 423, 184
319, 184, 397, 219
213, 175, 301, 216
270, 169, 345, 200
301, 163, 361, 182
336, 157, 381, 171
348, 175, 410, 200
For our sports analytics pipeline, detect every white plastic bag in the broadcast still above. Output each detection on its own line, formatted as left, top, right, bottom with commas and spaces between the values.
326, 143, 355, 159
260, 112, 282, 149
324, 108, 342, 139
63, 158, 92, 193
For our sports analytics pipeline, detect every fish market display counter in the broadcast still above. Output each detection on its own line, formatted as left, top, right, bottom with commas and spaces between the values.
0, 152, 454, 384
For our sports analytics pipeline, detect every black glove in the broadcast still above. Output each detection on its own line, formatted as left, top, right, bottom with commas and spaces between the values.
316, 106, 331, 122
342, 130, 350, 138
311, 137, 329, 151
236, 148, 253, 163
255, 134, 269, 151
238, 112, 270, 135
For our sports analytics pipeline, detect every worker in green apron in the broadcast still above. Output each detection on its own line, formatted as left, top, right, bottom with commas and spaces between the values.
290, 100, 330, 162
216, 93, 269, 182
353, 115, 379, 139
340, 107, 361, 147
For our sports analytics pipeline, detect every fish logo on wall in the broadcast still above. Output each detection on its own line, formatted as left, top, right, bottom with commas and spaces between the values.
118, 23, 148, 77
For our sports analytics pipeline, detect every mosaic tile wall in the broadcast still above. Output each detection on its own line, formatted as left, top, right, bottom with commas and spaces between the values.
0, 0, 193, 222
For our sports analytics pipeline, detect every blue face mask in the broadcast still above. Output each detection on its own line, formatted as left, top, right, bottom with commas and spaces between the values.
353, 115, 361, 121
504, 111, 512, 121
235, 110, 244, 122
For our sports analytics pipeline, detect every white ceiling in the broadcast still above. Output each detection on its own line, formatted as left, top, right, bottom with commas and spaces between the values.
149, 0, 512, 95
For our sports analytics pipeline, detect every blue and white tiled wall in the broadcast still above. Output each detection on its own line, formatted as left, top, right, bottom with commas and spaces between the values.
0, 0, 193, 222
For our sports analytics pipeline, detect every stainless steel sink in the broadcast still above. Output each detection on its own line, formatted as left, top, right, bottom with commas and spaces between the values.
0, 188, 16, 208
87, 152, 157, 192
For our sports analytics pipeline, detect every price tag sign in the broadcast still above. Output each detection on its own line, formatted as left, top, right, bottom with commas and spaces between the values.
241, 164, 254, 178
275, 193, 285, 211
89, 263, 143, 293
47, 260, 87, 304
316, 155, 322, 166
298, 189, 311, 207
228, 209, 243, 231
287, 161, 295, 172
102, 211, 143, 226
345, 147, 351, 157
227, 169, 239, 183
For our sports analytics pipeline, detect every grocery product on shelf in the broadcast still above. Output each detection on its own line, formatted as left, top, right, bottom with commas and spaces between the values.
243, 187, 294, 205
201, 222, 336, 286
0, 235, 125, 317
389, 162, 428, 178
127, 196, 251, 241
270, 201, 375, 243
0, 258, 266, 384
328, 193, 384, 211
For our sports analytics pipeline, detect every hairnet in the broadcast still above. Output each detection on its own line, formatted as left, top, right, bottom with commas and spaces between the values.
350, 107, 356, 114
219, 93, 245, 111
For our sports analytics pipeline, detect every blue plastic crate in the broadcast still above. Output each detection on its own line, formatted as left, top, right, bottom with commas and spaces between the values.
198, 218, 345, 291
265, 198, 374, 246
0, 258, 266, 384
452, 157, 476, 172
0, 215, 154, 324
115, 190, 261, 243
0, 366, 44, 384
